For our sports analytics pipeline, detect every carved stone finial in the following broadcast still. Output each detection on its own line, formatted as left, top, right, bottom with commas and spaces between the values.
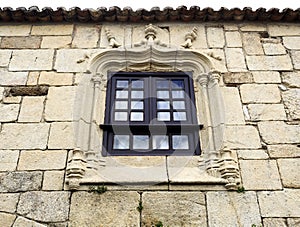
134, 24, 168, 47
105, 28, 121, 48
197, 73, 209, 87
181, 27, 198, 48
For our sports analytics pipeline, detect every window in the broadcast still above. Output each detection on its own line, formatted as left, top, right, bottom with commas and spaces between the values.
101, 72, 201, 156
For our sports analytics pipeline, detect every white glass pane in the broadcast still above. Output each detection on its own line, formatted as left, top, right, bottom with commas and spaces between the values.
173, 101, 185, 110
131, 90, 144, 99
157, 101, 170, 110
114, 112, 127, 121
133, 135, 149, 149
171, 79, 184, 89
172, 90, 185, 98
157, 90, 169, 99
116, 90, 128, 98
153, 135, 169, 149
172, 135, 189, 149
156, 80, 169, 88
130, 112, 144, 121
115, 101, 128, 109
173, 112, 187, 121
113, 135, 130, 149
116, 80, 128, 88
131, 101, 144, 110
157, 112, 170, 121
132, 80, 144, 88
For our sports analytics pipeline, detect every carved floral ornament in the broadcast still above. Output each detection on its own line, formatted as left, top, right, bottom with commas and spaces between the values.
66, 24, 240, 190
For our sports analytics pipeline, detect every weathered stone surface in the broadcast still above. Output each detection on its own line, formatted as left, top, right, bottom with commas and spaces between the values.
0, 212, 16, 227
43, 170, 65, 190
207, 27, 225, 48
278, 158, 300, 188
224, 125, 261, 149
72, 25, 100, 48
282, 89, 300, 120
2, 96, 22, 104
54, 49, 96, 72
0, 50, 12, 66
18, 96, 44, 122
268, 145, 300, 158
9, 50, 54, 71
27, 72, 39, 85
223, 72, 253, 84
258, 121, 300, 144
31, 24, 73, 35
290, 51, 300, 69
39, 71, 73, 86
224, 24, 238, 31
283, 37, 300, 49
18, 150, 67, 170
205, 49, 227, 73
225, 48, 247, 72
240, 160, 282, 190
13, 216, 47, 227
246, 55, 293, 71
41, 36, 72, 48
240, 84, 281, 103
48, 122, 75, 149
0, 150, 19, 171
0, 87, 4, 101
0, 71, 28, 85
0, 193, 19, 213
0, 25, 31, 36
282, 72, 300, 88
221, 87, 245, 124
142, 192, 207, 227
247, 104, 286, 121
287, 218, 300, 227
263, 218, 288, 227
0, 103, 20, 122
17, 191, 70, 222
242, 33, 264, 55
237, 149, 269, 159
258, 189, 300, 217
1, 37, 41, 49
263, 43, 286, 55
0, 171, 42, 192
0, 123, 50, 149
225, 31, 242, 47
45, 86, 76, 121
240, 24, 266, 31
252, 71, 281, 83
69, 191, 139, 227
207, 191, 261, 226
268, 24, 300, 36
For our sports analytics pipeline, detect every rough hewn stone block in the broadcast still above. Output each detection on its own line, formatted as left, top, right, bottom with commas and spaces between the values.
263, 218, 288, 227
240, 24, 266, 31
0, 25, 31, 36
240, 160, 282, 190
268, 24, 300, 36
240, 84, 281, 103
142, 192, 207, 227
242, 33, 264, 55
1, 37, 41, 49
0, 103, 20, 122
246, 55, 293, 71
9, 50, 54, 71
17, 191, 70, 222
207, 191, 261, 226
69, 191, 139, 227
0, 150, 19, 171
287, 218, 300, 227
31, 24, 73, 35
13, 216, 46, 227
0, 193, 19, 213
0, 50, 12, 66
0, 71, 28, 85
237, 149, 269, 159
48, 122, 75, 149
263, 43, 286, 55
268, 145, 300, 158
252, 71, 281, 83
278, 158, 300, 188
225, 48, 247, 72
282, 89, 300, 120
258, 121, 300, 144
41, 36, 72, 48
2, 96, 22, 104
0, 123, 50, 149
0, 213, 16, 227
45, 86, 75, 121
223, 72, 253, 84
0, 171, 42, 192
27, 72, 39, 85
18, 150, 67, 170
18, 97, 44, 122
39, 71, 73, 86
258, 189, 300, 217
72, 25, 100, 48
207, 27, 225, 48
43, 170, 65, 191
283, 37, 300, 49
224, 125, 261, 149
225, 31, 242, 47
247, 104, 286, 121
282, 72, 300, 88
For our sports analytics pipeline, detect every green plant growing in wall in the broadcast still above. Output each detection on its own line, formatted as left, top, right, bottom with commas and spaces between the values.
137, 200, 143, 213
155, 221, 164, 227
88, 184, 107, 194
237, 186, 245, 193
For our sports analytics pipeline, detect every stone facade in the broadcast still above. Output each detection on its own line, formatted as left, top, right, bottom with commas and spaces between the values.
0, 22, 299, 227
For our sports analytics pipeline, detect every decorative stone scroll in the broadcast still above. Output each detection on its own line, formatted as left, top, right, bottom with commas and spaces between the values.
66, 24, 241, 190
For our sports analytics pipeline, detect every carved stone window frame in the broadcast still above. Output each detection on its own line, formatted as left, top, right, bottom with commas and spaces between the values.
66, 24, 240, 190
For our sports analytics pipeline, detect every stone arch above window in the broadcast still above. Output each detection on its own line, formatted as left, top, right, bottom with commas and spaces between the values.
66, 27, 240, 191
